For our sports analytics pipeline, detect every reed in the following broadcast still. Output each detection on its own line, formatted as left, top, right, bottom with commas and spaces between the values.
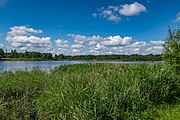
0, 64, 179, 119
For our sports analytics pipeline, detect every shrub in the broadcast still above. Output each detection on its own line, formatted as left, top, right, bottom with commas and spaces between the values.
162, 27, 180, 73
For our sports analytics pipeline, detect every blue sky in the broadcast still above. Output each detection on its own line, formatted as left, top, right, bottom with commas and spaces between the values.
0, 0, 180, 55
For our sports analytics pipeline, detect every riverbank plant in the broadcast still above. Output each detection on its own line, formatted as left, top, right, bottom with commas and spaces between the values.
0, 63, 179, 119
162, 27, 180, 73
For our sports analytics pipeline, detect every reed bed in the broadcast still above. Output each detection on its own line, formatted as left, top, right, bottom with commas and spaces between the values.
0, 63, 179, 119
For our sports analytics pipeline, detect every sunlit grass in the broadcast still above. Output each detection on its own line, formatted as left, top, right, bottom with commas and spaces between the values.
0, 64, 179, 119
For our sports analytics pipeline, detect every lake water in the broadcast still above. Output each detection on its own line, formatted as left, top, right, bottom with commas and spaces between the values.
0, 61, 163, 72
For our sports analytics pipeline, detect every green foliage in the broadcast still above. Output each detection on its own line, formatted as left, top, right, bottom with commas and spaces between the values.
0, 48, 4, 59
162, 28, 180, 73
2, 50, 53, 60
0, 64, 179, 119
0, 48, 162, 61
152, 104, 180, 120
57, 54, 161, 61
10, 50, 18, 58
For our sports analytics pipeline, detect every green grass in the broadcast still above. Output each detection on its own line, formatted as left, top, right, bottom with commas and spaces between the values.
0, 63, 179, 119
143, 104, 180, 120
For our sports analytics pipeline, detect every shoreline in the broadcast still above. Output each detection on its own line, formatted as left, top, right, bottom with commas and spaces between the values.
0, 58, 163, 62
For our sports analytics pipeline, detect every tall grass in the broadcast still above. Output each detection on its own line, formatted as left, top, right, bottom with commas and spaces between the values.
0, 64, 179, 119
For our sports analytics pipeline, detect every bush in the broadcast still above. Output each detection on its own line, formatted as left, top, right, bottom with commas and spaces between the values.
162, 27, 180, 73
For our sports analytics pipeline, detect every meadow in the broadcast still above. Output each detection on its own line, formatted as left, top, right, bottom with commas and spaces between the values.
0, 63, 179, 120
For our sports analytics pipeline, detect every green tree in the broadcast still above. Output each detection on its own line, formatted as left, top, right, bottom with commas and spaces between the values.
54, 54, 58, 60
162, 27, 180, 73
0, 48, 4, 59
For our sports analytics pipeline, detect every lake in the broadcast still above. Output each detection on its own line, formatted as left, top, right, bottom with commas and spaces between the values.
0, 61, 163, 72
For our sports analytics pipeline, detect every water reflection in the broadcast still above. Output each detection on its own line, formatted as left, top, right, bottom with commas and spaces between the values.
0, 61, 163, 72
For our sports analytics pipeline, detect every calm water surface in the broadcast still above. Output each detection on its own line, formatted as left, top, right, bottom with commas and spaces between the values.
0, 61, 163, 72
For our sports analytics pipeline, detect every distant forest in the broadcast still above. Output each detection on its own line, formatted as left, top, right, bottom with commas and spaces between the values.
0, 48, 162, 61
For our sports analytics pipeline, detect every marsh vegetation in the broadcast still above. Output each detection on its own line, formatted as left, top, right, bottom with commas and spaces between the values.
0, 64, 179, 119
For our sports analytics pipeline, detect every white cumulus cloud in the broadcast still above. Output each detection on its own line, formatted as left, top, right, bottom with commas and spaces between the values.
71, 44, 84, 49
150, 40, 165, 46
125, 41, 148, 54
107, 15, 121, 22
93, 2, 147, 22
94, 43, 105, 51
119, 2, 147, 16
6, 26, 53, 52
5, 28, 164, 55
102, 35, 132, 46
146, 46, 164, 55
68, 34, 86, 42
89, 40, 97, 46
55, 39, 69, 48
130, 41, 148, 48
54, 34, 164, 55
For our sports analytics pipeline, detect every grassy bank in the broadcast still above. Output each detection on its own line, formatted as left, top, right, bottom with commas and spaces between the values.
0, 64, 179, 119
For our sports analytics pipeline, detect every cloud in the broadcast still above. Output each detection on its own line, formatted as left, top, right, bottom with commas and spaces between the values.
101, 35, 132, 46
176, 12, 180, 22
94, 43, 105, 51
71, 44, 84, 49
107, 15, 121, 22
108, 6, 119, 12
119, 2, 147, 16
5, 26, 164, 55
92, 6, 121, 22
130, 41, 148, 48
68, 34, 132, 48
6, 26, 53, 52
68, 34, 102, 47
150, 40, 165, 46
55, 33, 164, 55
125, 41, 148, 54
93, 2, 147, 22
7, 26, 43, 37
0, 43, 3, 48
89, 40, 97, 46
55, 34, 104, 55
102, 10, 113, 16
55, 39, 69, 48
68, 34, 86, 42
146, 46, 164, 55
68, 34, 103, 45
72, 49, 79, 53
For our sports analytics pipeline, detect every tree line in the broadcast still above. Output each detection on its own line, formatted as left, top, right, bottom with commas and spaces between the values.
0, 48, 162, 61
0, 49, 53, 60
55, 54, 162, 61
